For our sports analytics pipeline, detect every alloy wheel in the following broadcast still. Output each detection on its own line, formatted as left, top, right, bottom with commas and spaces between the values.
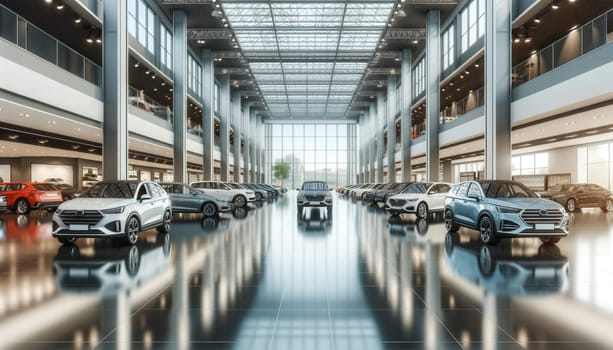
234, 195, 246, 207
479, 216, 497, 244
417, 202, 428, 219
566, 199, 576, 212
126, 217, 139, 245
16, 199, 30, 215
203, 203, 217, 216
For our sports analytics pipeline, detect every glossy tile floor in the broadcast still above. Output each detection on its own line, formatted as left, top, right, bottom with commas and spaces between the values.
1, 193, 613, 349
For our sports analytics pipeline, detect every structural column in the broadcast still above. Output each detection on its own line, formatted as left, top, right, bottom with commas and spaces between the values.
172, 10, 187, 182
485, 0, 512, 180
219, 75, 230, 181
249, 108, 257, 182
376, 91, 385, 182
201, 49, 215, 180
368, 103, 376, 183
242, 103, 251, 183
400, 48, 413, 182
387, 75, 397, 183
102, 0, 128, 180
232, 91, 242, 183
425, 10, 441, 182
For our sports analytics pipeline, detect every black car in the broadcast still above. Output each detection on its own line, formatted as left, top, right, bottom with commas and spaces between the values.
539, 183, 613, 212
374, 182, 413, 204
297, 181, 333, 215
53, 183, 80, 201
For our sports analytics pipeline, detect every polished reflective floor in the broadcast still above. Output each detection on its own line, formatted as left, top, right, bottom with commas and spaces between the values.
1, 193, 613, 349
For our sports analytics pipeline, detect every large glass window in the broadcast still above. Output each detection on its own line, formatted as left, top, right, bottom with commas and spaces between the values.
160, 24, 172, 70
188, 55, 202, 98
442, 24, 455, 70
459, 0, 485, 53
512, 152, 549, 176
578, 143, 613, 189
266, 123, 357, 188
128, 0, 156, 54
412, 58, 425, 98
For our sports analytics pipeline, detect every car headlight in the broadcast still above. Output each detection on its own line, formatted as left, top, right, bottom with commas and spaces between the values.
55, 209, 62, 214
406, 198, 419, 202
325, 196, 333, 201
496, 206, 521, 213
101, 206, 125, 214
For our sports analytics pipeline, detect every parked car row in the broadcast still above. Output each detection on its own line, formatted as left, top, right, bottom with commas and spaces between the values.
339, 180, 613, 246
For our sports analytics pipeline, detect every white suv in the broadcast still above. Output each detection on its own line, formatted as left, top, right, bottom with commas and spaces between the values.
190, 181, 256, 208
52, 181, 172, 245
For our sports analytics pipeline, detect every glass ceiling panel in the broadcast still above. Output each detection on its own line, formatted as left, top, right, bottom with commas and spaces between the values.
223, 1, 395, 118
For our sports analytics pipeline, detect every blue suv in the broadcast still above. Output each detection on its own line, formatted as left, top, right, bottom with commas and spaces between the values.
444, 180, 569, 245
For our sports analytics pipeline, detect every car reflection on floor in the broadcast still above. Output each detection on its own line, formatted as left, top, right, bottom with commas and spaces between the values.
386, 213, 448, 244
444, 232, 570, 296
297, 207, 332, 234
0, 214, 53, 243
52, 233, 172, 295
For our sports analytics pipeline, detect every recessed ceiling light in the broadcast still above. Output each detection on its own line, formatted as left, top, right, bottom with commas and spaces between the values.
38, 139, 48, 144
145, 70, 150, 75
74, 17, 82, 23
585, 130, 598, 134
475, 63, 479, 68
134, 63, 139, 67
8, 135, 18, 140
56, 4, 64, 10
548, 138, 558, 142
593, 114, 603, 119
564, 134, 577, 138
564, 121, 575, 126
552, 2, 559, 9
45, 0, 52, 3
412, 39, 418, 44
534, 17, 541, 23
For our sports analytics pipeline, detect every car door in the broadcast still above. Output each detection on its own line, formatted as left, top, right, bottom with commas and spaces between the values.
166, 184, 189, 212
574, 185, 592, 208
136, 183, 156, 226
2, 183, 24, 208
148, 183, 167, 220
587, 184, 606, 207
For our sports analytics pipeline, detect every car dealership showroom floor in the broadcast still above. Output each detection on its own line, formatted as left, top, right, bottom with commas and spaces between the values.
1, 192, 613, 350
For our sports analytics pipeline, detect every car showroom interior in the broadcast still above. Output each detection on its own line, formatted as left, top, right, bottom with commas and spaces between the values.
1, 0, 613, 348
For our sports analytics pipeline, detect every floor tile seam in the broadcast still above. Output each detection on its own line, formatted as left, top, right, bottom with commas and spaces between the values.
325, 291, 336, 350
267, 289, 285, 350
472, 305, 521, 345
381, 249, 464, 348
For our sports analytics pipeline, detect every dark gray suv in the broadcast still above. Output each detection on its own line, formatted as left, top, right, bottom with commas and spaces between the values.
297, 181, 333, 214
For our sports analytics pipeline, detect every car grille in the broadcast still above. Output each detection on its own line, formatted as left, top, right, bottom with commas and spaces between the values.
389, 199, 406, 207
521, 209, 563, 225
60, 210, 103, 225
305, 195, 325, 201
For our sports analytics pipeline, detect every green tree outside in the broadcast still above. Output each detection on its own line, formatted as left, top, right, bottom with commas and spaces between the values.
273, 161, 290, 186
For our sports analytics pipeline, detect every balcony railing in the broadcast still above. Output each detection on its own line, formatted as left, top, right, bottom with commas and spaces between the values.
440, 87, 484, 124
512, 9, 613, 86
0, 4, 102, 86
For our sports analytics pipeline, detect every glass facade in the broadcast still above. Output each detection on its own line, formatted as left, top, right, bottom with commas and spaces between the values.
578, 143, 613, 189
128, 0, 156, 54
188, 54, 202, 98
442, 24, 455, 70
412, 58, 425, 99
512, 152, 549, 176
160, 24, 172, 71
266, 123, 357, 189
459, 0, 485, 53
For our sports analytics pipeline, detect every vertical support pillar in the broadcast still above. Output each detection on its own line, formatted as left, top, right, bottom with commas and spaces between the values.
387, 74, 397, 183
426, 10, 441, 182
232, 91, 242, 182
400, 48, 413, 182
102, 0, 128, 180
442, 160, 452, 182
219, 75, 230, 181
201, 49, 215, 180
376, 91, 385, 182
250, 109, 257, 182
172, 10, 187, 182
485, 0, 512, 180
242, 103, 251, 183
368, 103, 376, 183
359, 114, 365, 183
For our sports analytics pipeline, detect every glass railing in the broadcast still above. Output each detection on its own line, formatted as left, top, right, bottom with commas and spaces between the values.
76, 0, 101, 17
0, 4, 102, 86
440, 86, 484, 124
128, 86, 174, 122
512, 9, 613, 86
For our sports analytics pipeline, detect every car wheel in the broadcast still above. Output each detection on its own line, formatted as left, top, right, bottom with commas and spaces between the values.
125, 216, 140, 245
416, 202, 428, 219
57, 244, 80, 258
602, 199, 613, 212
479, 215, 499, 245
125, 245, 141, 276
16, 198, 31, 215
58, 237, 78, 245
479, 245, 495, 275
233, 195, 247, 208
202, 202, 218, 217
157, 210, 171, 233
255, 193, 262, 201
444, 210, 460, 232
157, 232, 172, 256
566, 198, 577, 212
540, 236, 561, 244
416, 218, 428, 235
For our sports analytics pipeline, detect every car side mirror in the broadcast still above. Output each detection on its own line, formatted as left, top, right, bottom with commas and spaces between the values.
140, 194, 152, 202
468, 195, 481, 202
535, 192, 541, 198
296, 188, 300, 191
329, 188, 333, 191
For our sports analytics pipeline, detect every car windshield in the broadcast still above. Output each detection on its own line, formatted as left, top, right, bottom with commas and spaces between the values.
33, 184, 57, 191
80, 182, 136, 198
404, 183, 431, 194
226, 183, 244, 189
303, 182, 327, 191
548, 184, 574, 192
481, 181, 537, 198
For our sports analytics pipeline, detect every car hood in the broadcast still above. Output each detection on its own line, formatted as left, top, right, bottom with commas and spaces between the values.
538, 191, 564, 198
487, 197, 565, 210
59, 198, 135, 210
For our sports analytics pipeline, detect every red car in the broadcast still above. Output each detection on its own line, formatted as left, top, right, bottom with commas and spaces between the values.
0, 182, 63, 214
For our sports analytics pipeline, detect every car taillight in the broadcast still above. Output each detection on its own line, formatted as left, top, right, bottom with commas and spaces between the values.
31, 190, 42, 195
